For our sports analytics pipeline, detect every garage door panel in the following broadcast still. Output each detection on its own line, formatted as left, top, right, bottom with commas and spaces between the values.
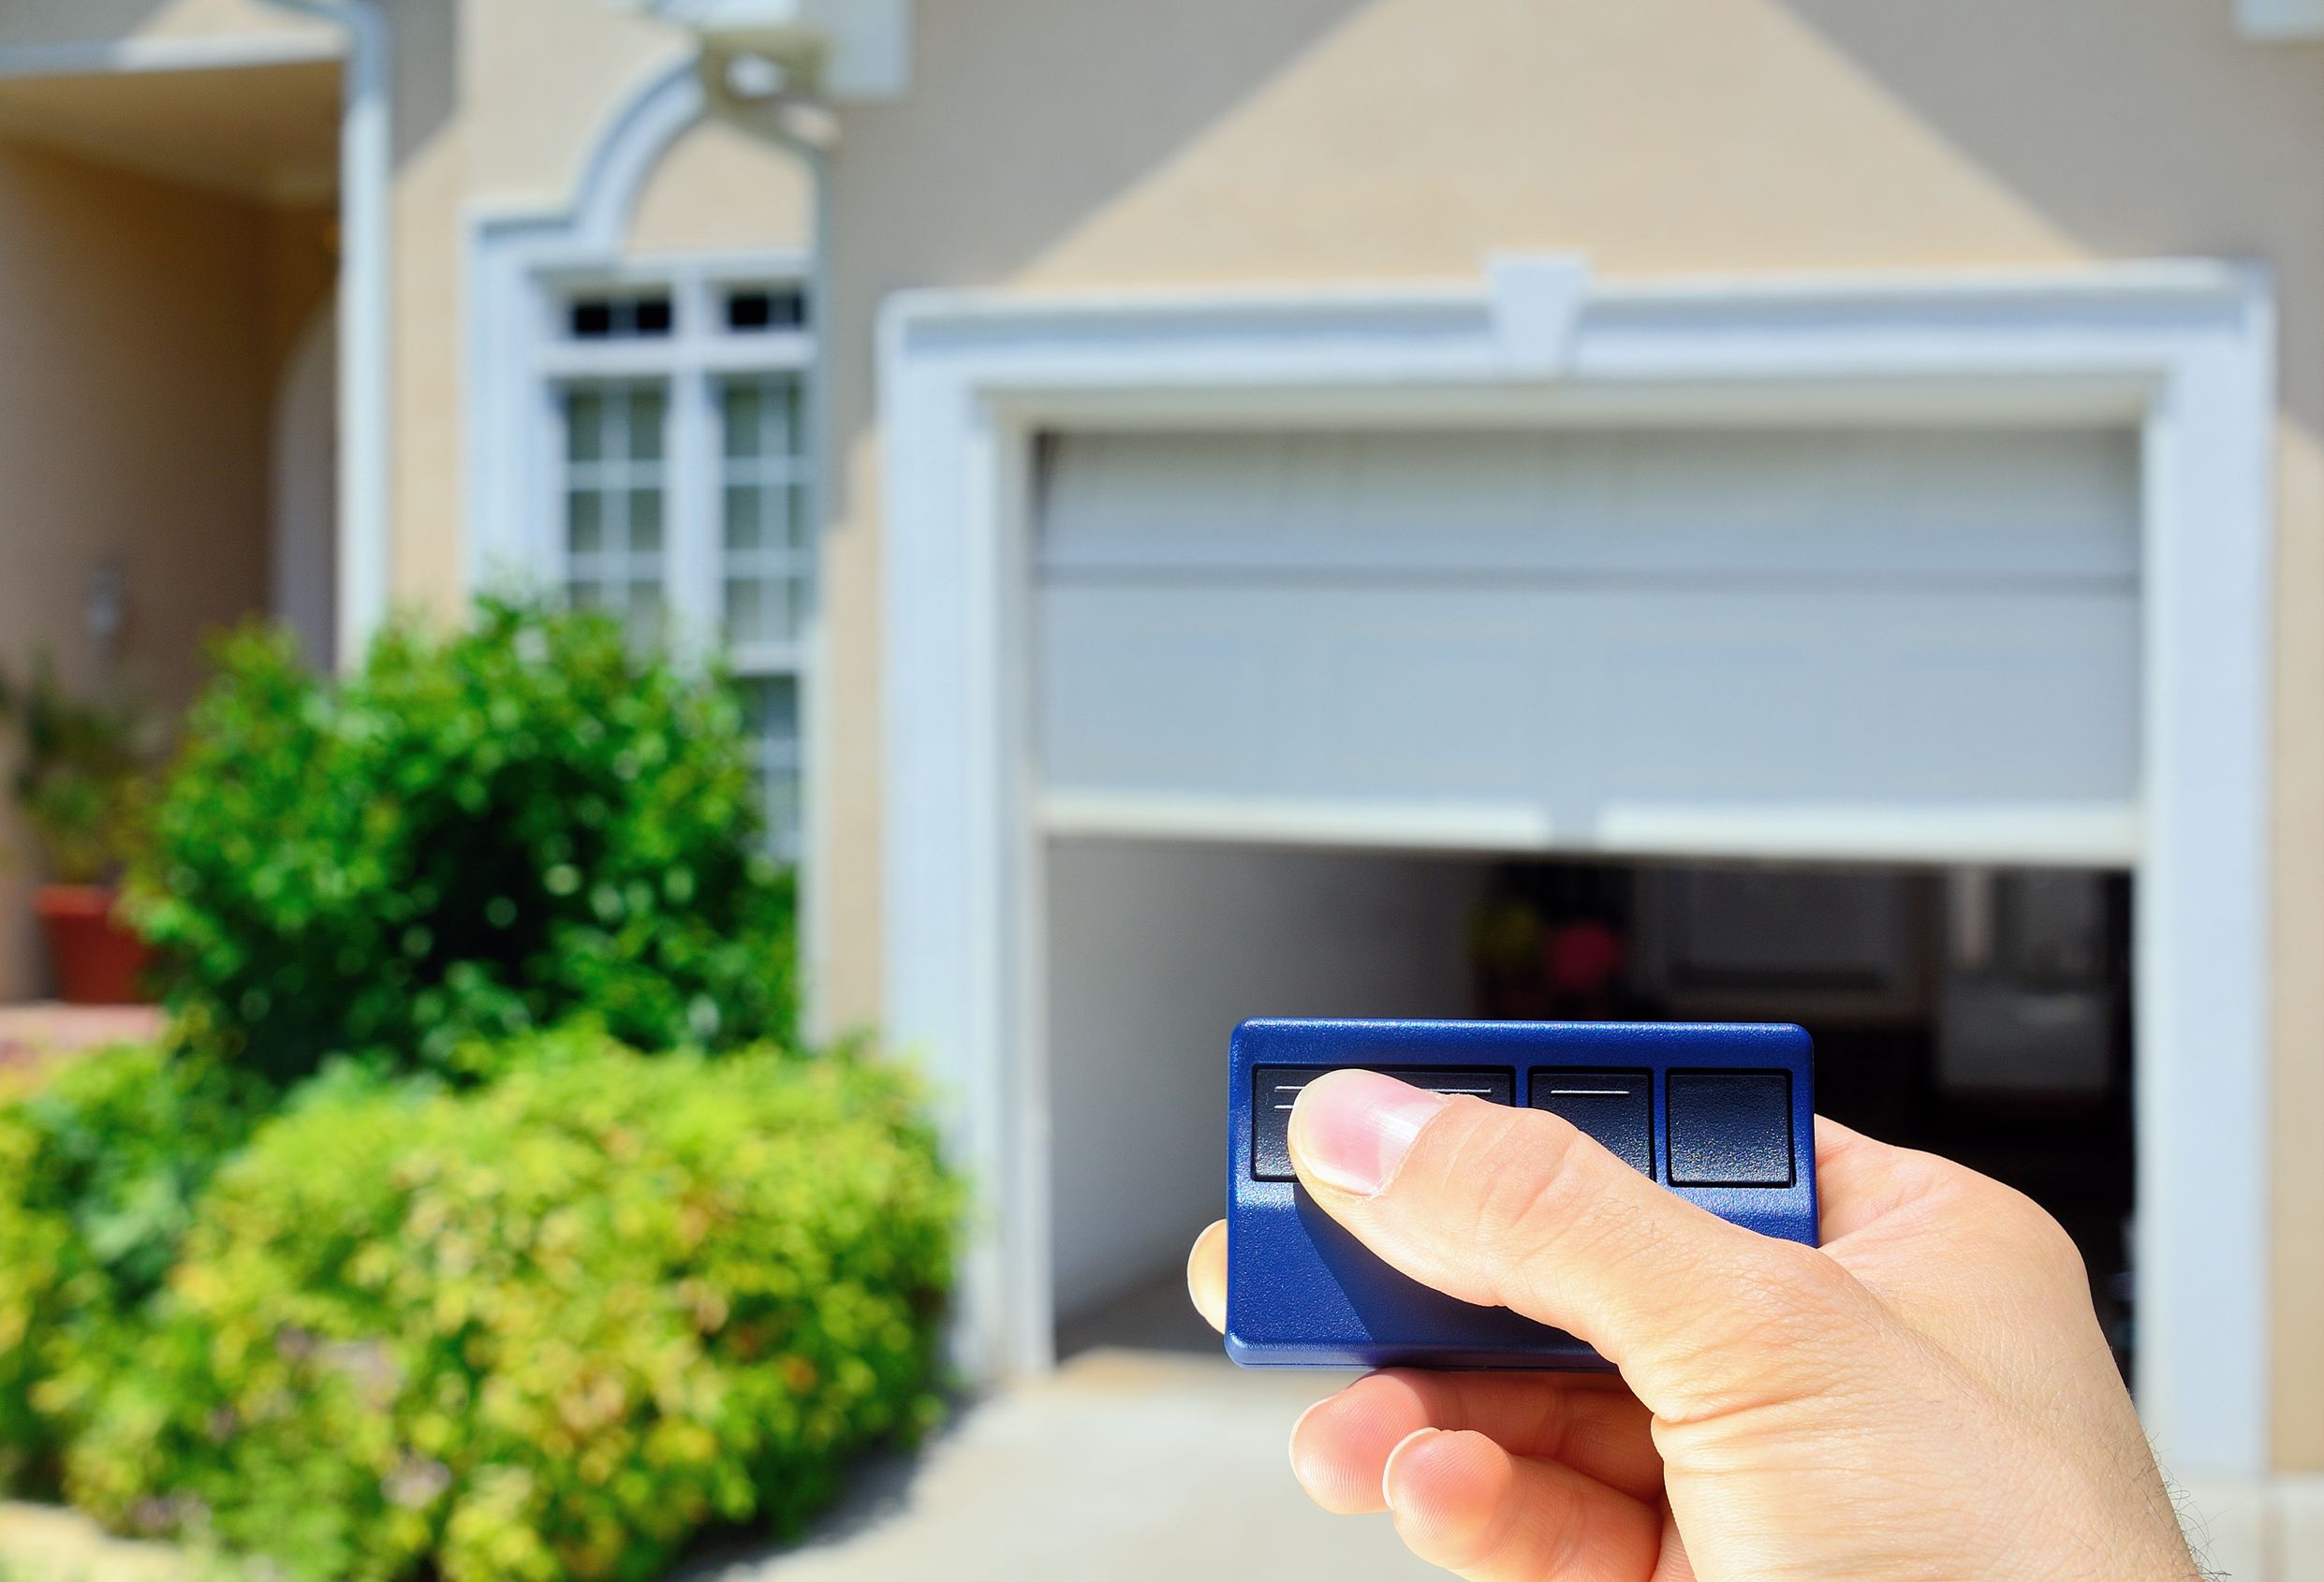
1041, 428, 2139, 583
1041, 587, 1569, 800
1040, 594, 1289, 793
1309, 604, 1555, 793
1037, 427, 2140, 861
1596, 593, 2138, 802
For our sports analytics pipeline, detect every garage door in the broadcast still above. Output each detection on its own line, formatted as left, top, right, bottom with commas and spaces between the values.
1035, 426, 2140, 863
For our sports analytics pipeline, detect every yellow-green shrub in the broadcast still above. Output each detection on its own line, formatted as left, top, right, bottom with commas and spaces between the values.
61, 1029, 961, 1581
0, 1043, 256, 1493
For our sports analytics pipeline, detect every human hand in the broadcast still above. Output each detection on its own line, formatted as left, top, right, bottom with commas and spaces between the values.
1184, 1068, 2200, 1580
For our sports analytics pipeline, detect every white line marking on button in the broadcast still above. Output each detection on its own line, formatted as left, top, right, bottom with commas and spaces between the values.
1550, 1088, 1631, 1096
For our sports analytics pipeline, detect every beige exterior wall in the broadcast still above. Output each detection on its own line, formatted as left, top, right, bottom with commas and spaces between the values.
0, 140, 313, 999
628, 117, 815, 258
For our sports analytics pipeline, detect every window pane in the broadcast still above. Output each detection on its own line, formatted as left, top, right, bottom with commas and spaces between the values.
566, 490, 603, 553
567, 294, 672, 341
735, 675, 802, 857
627, 581, 664, 645
723, 288, 806, 332
778, 481, 806, 550
746, 674, 801, 740
724, 485, 762, 550
567, 391, 604, 461
627, 388, 665, 461
767, 379, 798, 459
722, 385, 761, 459
569, 579, 605, 609
725, 578, 768, 643
629, 489, 663, 553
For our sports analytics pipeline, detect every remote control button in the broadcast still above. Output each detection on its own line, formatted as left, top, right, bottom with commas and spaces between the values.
1251, 1066, 1514, 1181
1665, 1071, 1794, 1186
1529, 1070, 1653, 1176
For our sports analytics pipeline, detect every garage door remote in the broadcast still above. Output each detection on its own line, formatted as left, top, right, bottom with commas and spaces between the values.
1226, 1018, 1818, 1370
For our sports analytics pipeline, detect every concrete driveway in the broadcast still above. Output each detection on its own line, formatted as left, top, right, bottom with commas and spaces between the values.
682, 1349, 1442, 1582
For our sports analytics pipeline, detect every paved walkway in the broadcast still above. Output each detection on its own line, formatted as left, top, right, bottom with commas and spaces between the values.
680, 1349, 1440, 1582
0, 1002, 163, 1072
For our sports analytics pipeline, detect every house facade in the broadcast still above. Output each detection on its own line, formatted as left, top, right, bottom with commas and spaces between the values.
2, 0, 2323, 1568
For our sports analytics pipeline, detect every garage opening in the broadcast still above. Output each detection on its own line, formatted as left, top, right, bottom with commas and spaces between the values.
1031, 417, 2143, 1368
1046, 842, 2136, 1381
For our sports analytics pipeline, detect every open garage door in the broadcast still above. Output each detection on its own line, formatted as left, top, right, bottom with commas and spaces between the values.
1036, 425, 2140, 865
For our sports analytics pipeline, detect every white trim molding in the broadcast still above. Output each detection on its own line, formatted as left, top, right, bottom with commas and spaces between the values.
878, 257, 2278, 1482
264, 0, 391, 669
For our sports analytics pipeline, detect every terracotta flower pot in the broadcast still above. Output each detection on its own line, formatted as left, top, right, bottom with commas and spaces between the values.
33, 884, 153, 1005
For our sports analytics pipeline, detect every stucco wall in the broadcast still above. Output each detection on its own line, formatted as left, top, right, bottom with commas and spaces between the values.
628, 117, 815, 258
0, 140, 288, 998
802, 0, 2324, 1467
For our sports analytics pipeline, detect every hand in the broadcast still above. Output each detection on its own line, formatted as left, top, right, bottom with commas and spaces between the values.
1184, 1067, 2200, 1581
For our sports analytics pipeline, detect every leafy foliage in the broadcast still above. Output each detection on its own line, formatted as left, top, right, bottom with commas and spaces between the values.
0, 1043, 257, 1492
58, 1029, 960, 1582
0, 652, 158, 885
129, 600, 797, 1084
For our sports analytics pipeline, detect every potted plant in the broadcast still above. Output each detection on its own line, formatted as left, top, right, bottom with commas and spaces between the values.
0, 655, 156, 1003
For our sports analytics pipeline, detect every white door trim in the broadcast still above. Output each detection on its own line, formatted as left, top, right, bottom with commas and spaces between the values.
878, 256, 2276, 1480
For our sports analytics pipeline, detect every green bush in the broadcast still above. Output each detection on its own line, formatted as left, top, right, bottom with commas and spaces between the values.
130, 600, 797, 1084
59, 1028, 961, 1582
0, 1043, 257, 1492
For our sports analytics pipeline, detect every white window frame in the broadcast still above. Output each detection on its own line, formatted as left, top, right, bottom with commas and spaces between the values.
878, 256, 2277, 1487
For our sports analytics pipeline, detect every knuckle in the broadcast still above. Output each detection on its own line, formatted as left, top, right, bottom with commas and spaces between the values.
1962, 1174, 2088, 1287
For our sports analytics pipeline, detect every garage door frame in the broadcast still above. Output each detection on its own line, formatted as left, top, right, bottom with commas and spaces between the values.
877, 256, 2276, 1479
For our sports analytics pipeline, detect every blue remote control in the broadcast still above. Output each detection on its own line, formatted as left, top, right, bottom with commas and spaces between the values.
1226, 1018, 1818, 1370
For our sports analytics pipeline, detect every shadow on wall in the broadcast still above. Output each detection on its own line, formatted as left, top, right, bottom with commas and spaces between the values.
1774, 0, 2324, 433
818, 0, 1372, 518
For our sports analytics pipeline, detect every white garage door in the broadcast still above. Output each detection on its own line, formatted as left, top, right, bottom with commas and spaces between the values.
1035, 426, 2140, 864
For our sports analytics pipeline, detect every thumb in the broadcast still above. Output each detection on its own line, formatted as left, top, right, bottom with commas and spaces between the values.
1288, 1068, 1875, 1422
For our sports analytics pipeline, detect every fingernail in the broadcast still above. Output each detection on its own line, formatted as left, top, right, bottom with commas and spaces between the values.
1289, 1069, 1449, 1196
1380, 1427, 1442, 1515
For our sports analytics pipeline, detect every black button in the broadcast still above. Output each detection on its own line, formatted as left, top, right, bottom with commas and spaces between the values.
1251, 1066, 1513, 1181
1666, 1071, 1794, 1186
1529, 1070, 1653, 1176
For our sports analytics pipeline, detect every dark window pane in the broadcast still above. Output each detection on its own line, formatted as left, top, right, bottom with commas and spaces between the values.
725, 286, 807, 331
568, 294, 674, 340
